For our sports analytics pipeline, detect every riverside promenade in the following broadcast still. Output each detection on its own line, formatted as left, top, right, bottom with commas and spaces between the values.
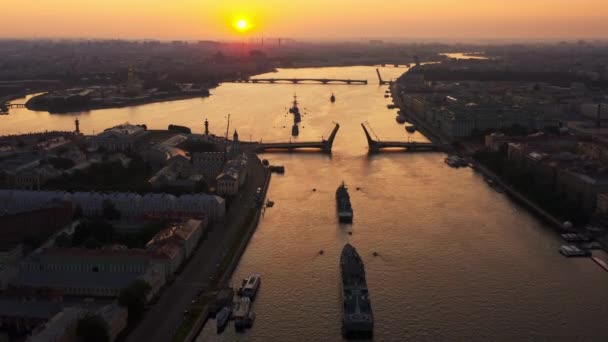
126, 153, 270, 342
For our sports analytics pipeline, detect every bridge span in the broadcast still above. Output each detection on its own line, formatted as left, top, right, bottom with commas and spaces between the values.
361, 122, 440, 153
256, 123, 340, 153
236, 78, 367, 85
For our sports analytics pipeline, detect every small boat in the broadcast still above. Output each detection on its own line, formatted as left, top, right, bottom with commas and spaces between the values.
268, 165, 285, 173
266, 200, 275, 207
330, 93, 336, 103
445, 155, 467, 168
216, 307, 231, 334
405, 125, 416, 133
292, 124, 299, 136
319, 250, 324, 255
233, 297, 252, 331
262, 159, 269, 166
384, 94, 390, 98
239, 273, 261, 299
396, 115, 406, 124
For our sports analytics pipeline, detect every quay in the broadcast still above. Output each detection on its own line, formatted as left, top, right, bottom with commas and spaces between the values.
235, 78, 368, 85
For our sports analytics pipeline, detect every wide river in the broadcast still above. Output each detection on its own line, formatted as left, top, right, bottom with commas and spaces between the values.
5, 67, 608, 341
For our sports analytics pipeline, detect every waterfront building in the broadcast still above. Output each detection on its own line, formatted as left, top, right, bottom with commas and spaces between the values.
216, 171, 239, 196
92, 123, 147, 151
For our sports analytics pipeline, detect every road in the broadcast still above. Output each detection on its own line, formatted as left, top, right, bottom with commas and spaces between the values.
126, 154, 268, 342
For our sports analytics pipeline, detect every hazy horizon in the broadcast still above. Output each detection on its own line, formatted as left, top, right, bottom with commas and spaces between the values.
2, 0, 608, 42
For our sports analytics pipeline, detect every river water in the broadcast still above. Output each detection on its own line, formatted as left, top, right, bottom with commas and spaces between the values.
5, 67, 608, 341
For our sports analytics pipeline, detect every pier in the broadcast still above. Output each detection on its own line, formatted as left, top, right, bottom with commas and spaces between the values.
236, 78, 368, 85
256, 123, 340, 153
361, 122, 439, 153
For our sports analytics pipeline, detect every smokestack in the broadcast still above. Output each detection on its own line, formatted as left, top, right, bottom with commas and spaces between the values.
597, 103, 602, 128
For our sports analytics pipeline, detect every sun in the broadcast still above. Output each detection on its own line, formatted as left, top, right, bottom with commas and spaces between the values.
234, 18, 251, 32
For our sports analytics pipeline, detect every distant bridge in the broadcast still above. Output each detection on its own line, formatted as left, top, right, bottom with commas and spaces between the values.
0, 103, 25, 112
361, 122, 439, 153
256, 123, 340, 153
236, 78, 368, 85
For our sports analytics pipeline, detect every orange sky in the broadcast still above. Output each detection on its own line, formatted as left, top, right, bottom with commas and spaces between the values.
1, 0, 607, 41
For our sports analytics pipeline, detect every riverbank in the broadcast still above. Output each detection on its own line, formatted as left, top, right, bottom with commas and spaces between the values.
179, 159, 271, 342
125, 153, 270, 342
25, 91, 212, 114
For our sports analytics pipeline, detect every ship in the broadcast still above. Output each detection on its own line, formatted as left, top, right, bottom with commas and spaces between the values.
216, 306, 231, 334
340, 244, 373, 338
292, 124, 299, 136
336, 182, 353, 223
330, 93, 336, 103
289, 95, 301, 123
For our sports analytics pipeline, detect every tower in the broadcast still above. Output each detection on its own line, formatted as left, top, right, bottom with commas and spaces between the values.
231, 130, 240, 157
204, 118, 209, 135
74, 117, 80, 134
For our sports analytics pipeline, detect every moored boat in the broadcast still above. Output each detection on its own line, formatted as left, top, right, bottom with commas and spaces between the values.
239, 273, 261, 299
292, 124, 299, 136
396, 115, 406, 124
330, 93, 336, 102
405, 125, 416, 133
233, 297, 252, 331
216, 307, 231, 334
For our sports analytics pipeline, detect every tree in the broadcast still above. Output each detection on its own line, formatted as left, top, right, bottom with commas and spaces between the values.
74, 205, 83, 219
102, 199, 121, 220
119, 280, 151, 324
54, 233, 72, 248
76, 314, 110, 342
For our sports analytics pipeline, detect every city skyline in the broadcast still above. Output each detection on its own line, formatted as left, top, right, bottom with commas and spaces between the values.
2, 0, 608, 41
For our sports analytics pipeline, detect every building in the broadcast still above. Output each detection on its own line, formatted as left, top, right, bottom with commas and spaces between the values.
0, 299, 62, 336
216, 172, 239, 196
0, 190, 225, 221
97, 303, 128, 342
192, 151, 225, 181
13, 248, 169, 299
216, 153, 248, 196
147, 219, 206, 260
28, 307, 86, 342
91, 123, 147, 151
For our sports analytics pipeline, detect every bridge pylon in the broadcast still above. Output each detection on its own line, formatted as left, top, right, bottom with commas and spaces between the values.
376, 69, 390, 85
361, 122, 380, 152
322, 123, 340, 153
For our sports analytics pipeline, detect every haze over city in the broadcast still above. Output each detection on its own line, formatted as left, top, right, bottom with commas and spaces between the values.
2, 0, 608, 41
